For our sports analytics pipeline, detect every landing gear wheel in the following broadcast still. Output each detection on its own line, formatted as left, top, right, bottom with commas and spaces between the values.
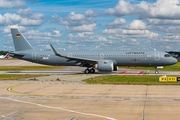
90, 68, 95, 73
84, 69, 90, 74
155, 66, 159, 74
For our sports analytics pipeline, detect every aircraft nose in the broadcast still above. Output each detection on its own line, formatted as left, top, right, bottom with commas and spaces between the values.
171, 58, 178, 65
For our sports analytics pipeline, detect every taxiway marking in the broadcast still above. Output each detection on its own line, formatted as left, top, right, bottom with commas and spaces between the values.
0, 97, 117, 120
119, 71, 144, 74
7, 83, 81, 100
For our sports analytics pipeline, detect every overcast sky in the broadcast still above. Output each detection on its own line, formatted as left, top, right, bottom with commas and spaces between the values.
0, 0, 180, 51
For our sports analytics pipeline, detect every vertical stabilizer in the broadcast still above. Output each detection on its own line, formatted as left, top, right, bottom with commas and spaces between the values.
11, 28, 34, 51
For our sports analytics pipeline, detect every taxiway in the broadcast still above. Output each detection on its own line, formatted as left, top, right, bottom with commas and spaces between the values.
1, 60, 180, 120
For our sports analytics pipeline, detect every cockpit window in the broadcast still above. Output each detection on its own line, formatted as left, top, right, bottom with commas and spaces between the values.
164, 54, 171, 57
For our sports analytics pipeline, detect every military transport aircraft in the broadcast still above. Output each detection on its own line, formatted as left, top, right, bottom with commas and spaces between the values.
9, 28, 177, 74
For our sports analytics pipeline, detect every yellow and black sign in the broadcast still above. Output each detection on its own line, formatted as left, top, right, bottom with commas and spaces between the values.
177, 77, 180, 82
168, 77, 176, 82
160, 77, 178, 82
160, 77, 167, 82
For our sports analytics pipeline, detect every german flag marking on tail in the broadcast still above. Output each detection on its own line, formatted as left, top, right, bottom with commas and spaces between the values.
16, 34, 20, 37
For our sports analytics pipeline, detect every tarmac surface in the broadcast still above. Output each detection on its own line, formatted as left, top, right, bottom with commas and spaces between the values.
1, 60, 180, 120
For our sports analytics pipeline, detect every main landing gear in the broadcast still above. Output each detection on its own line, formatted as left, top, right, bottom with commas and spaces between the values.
84, 68, 95, 74
155, 66, 159, 74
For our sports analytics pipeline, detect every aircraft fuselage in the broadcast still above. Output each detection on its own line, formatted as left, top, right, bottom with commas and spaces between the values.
13, 50, 177, 67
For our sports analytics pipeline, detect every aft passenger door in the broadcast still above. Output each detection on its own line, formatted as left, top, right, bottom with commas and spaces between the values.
32, 52, 37, 60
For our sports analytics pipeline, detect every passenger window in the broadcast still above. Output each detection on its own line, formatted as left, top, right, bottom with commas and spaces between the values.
164, 54, 170, 57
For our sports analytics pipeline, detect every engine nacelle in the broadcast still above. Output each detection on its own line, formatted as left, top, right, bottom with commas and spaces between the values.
96, 61, 114, 72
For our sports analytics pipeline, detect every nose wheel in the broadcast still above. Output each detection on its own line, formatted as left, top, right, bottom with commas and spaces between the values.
155, 71, 159, 74
155, 66, 159, 74
84, 68, 95, 74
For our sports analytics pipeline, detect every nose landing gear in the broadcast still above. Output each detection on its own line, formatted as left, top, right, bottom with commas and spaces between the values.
155, 66, 159, 74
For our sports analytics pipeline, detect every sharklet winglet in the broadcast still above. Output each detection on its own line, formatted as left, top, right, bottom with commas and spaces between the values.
50, 44, 67, 58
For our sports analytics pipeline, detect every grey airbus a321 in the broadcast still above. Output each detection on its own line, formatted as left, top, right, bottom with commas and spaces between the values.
9, 28, 177, 74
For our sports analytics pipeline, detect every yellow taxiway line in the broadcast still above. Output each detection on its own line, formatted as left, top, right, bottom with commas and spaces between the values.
7, 83, 81, 100
146, 70, 149, 75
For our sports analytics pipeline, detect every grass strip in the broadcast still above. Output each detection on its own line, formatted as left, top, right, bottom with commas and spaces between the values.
119, 62, 180, 71
0, 74, 49, 80
0, 66, 65, 71
84, 75, 180, 85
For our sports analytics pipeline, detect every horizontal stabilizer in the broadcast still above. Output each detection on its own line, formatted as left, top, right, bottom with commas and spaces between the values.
9, 52, 24, 56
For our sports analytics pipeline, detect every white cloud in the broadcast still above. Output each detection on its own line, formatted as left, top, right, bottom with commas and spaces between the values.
66, 32, 108, 44
164, 34, 180, 40
2, 24, 26, 33
129, 20, 146, 30
69, 12, 86, 20
131, 39, 137, 42
0, 0, 26, 9
103, 28, 159, 39
25, 0, 38, 2
0, 13, 21, 25
67, 32, 94, 41
104, 0, 142, 16
0, 9, 46, 26
67, 33, 88, 40
123, 30, 159, 38
147, 19, 180, 25
24, 30, 63, 40
123, 29, 153, 35
16, 7, 32, 16
51, 12, 98, 33
104, 0, 180, 21
66, 23, 98, 33
51, 12, 96, 26
83, 32, 94, 35
95, 36, 108, 42
108, 35, 121, 40
102, 29, 123, 34
20, 18, 45, 26
163, 26, 180, 33
4, 46, 13, 49
84, 36, 108, 42
107, 18, 126, 28
138, 0, 180, 19
46, 45, 51, 49
84, 9, 99, 17
165, 46, 173, 50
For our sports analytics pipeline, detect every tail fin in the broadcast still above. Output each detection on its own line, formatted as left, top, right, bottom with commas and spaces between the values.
11, 28, 34, 51
4, 53, 9, 59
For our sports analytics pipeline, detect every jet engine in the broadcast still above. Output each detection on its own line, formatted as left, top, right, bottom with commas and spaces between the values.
96, 61, 114, 72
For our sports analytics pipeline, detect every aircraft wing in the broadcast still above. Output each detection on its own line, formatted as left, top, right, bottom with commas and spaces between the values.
50, 45, 106, 65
